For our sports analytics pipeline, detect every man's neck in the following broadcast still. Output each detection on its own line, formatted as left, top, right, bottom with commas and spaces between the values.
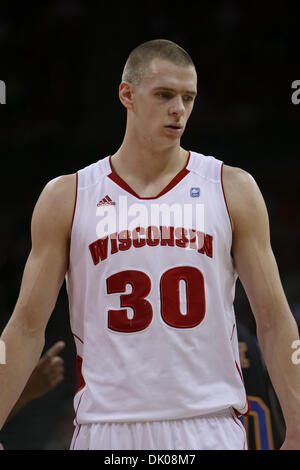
111, 142, 189, 186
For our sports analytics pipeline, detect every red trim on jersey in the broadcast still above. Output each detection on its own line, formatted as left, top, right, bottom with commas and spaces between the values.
71, 171, 78, 231
231, 413, 249, 450
74, 392, 85, 426
220, 162, 233, 231
76, 355, 86, 393
234, 360, 251, 416
107, 152, 191, 199
72, 332, 84, 344
71, 423, 81, 449
73, 356, 86, 428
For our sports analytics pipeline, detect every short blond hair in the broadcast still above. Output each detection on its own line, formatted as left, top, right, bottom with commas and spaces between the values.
122, 39, 195, 86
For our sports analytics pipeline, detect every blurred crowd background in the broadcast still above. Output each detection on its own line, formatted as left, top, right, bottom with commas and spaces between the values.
0, 0, 299, 449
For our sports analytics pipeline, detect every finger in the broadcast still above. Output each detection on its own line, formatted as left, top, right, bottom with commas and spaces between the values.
50, 371, 64, 387
50, 356, 64, 371
41, 358, 64, 376
49, 362, 65, 376
50, 356, 64, 366
44, 341, 65, 359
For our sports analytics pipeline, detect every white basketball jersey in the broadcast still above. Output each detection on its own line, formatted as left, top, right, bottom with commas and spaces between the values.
66, 150, 249, 424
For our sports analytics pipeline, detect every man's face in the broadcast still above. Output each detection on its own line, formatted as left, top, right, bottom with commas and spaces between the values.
128, 58, 197, 149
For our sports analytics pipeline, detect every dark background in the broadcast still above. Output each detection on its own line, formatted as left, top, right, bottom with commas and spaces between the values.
0, 0, 299, 449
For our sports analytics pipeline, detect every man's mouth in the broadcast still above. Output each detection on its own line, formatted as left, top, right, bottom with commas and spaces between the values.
164, 124, 183, 135
165, 124, 182, 129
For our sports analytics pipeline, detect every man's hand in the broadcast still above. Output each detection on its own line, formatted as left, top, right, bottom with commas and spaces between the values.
8, 341, 65, 420
23, 341, 65, 400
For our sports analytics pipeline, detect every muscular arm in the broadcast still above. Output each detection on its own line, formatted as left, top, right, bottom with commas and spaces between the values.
0, 174, 76, 429
223, 165, 300, 449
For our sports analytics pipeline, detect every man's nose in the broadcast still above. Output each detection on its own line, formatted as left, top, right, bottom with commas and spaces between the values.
169, 96, 185, 117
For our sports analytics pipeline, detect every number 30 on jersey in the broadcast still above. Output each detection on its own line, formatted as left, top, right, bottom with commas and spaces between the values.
106, 266, 206, 332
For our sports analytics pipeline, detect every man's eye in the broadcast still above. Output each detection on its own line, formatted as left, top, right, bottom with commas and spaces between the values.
157, 92, 171, 99
183, 95, 194, 102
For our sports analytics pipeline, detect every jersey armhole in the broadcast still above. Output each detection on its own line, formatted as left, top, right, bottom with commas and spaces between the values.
221, 162, 233, 232
70, 171, 79, 235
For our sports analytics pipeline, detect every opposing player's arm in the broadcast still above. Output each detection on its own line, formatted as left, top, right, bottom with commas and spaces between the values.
222, 165, 300, 449
0, 174, 76, 429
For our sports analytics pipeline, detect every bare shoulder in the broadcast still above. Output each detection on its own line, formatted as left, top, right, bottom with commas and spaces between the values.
222, 164, 269, 233
222, 164, 257, 195
32, 173, 77, 241
41, 173, 77, 207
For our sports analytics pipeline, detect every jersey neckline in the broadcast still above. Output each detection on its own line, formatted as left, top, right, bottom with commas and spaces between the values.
107, 151, 191, 200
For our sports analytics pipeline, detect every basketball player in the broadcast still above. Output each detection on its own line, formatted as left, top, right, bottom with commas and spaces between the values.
0, 39, 299, 450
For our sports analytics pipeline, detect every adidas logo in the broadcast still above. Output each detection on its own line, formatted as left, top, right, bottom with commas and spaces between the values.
97, 195, 116, 206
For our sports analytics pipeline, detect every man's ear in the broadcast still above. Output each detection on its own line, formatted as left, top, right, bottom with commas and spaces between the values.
119, 81, 135, 110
